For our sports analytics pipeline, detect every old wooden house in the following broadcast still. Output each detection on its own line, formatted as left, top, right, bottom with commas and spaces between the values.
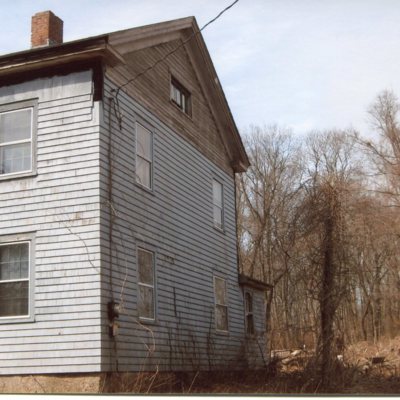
0, 11, 269, 385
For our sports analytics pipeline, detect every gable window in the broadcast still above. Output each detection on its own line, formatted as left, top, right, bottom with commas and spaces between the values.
0, 240, 31, 319
170, 77, 191, 116
214, 276, 228, 332
212, 179, 224, 230
0, 103, 35, 177
137, 248, 155, 320
245, 291, 255, 335
136, 122, 153, 189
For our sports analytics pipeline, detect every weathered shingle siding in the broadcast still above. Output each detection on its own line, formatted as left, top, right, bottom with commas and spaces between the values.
0, 70, 103, 374
100, 77, 247, 371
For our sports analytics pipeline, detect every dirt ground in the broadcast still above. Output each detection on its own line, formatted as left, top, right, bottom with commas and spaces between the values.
2, 337, 400, 394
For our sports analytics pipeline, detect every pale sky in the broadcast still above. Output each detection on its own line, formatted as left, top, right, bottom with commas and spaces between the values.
1, 0, 400, 137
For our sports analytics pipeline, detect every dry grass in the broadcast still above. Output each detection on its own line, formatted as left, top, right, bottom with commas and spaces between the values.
98, 337, 400, 394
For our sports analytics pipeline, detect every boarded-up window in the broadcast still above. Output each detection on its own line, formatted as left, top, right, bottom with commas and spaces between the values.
138, 248, 155, 320
212, 180, 224, 230
0, 242, 29, 317
214, 276, 228, 332
245, 291, 255, 334
0, 108, 33, 176
136, 123, 153, 189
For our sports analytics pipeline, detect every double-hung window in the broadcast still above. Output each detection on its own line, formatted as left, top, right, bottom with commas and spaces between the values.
0, 239, 31, 319
214, 276, 228, 332
137, 248, 155, 320
212, 179, 224, 230
0, 101, 35, 177
136, 123, 153, 190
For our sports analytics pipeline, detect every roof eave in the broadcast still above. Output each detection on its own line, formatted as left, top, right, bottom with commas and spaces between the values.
0, 37, 125, 79
189, 19, 250, 172
239, 274, 273, 291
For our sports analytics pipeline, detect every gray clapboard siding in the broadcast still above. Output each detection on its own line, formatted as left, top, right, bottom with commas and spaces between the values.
99, 75, 247, 372
38, 93, 92, 109
3, 365, 102, 375
0, 70, 103, 375
0, 323, 101, 335
0, 333, 100, 346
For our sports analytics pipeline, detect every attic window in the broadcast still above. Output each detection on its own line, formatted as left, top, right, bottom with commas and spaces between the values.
170, 77, 191, 115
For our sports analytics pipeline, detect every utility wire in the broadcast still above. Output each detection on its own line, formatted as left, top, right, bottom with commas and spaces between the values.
114, 0, 239, 99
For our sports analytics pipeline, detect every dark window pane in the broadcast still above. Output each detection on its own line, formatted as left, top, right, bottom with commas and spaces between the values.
170, 78, 191, 115
246, 314, 255, 334
138, 249, 154, 285
245, 292, 253, 313
0, 280, 29, 317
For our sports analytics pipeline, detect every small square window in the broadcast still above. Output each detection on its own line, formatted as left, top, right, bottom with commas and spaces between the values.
137, 248, 155, 320
214, 276, 228, 332
0, 101, 36, 178
170, 77, 191, 116
136, 123, 153, 190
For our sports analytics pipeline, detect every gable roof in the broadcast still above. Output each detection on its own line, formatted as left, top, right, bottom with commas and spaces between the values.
108, 17, 249, 172
0, 17, 249, 172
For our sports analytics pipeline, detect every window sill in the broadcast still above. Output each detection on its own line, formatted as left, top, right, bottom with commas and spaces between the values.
0, 171, 37, 182
135, 181, 155, 196
0, 315, 34, 324
170, 100, 193, 121
215, 329, 230, 336
213, 225, 225, 234
138, 317, 157, 325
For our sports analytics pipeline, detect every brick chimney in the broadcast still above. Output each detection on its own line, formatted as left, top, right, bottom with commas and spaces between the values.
31, 11, 63, 48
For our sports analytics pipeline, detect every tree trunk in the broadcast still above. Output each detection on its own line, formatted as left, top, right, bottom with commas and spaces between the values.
320, 194, 337, 389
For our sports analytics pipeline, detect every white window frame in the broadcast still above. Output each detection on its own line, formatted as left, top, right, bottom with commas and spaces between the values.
214, 276, 229, 333
0, 99, 37, 180
0, 233, 35, 323
212, 179, 224, 230
135, 122, 153, 190
137, 247, 156, 321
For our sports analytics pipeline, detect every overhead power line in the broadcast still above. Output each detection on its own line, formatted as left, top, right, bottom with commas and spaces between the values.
114, 0, 240, 99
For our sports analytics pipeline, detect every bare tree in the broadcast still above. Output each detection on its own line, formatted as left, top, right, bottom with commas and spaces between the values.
236, 125, 303, 348
366, 90, 400, 195
300, 130, 361, 386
